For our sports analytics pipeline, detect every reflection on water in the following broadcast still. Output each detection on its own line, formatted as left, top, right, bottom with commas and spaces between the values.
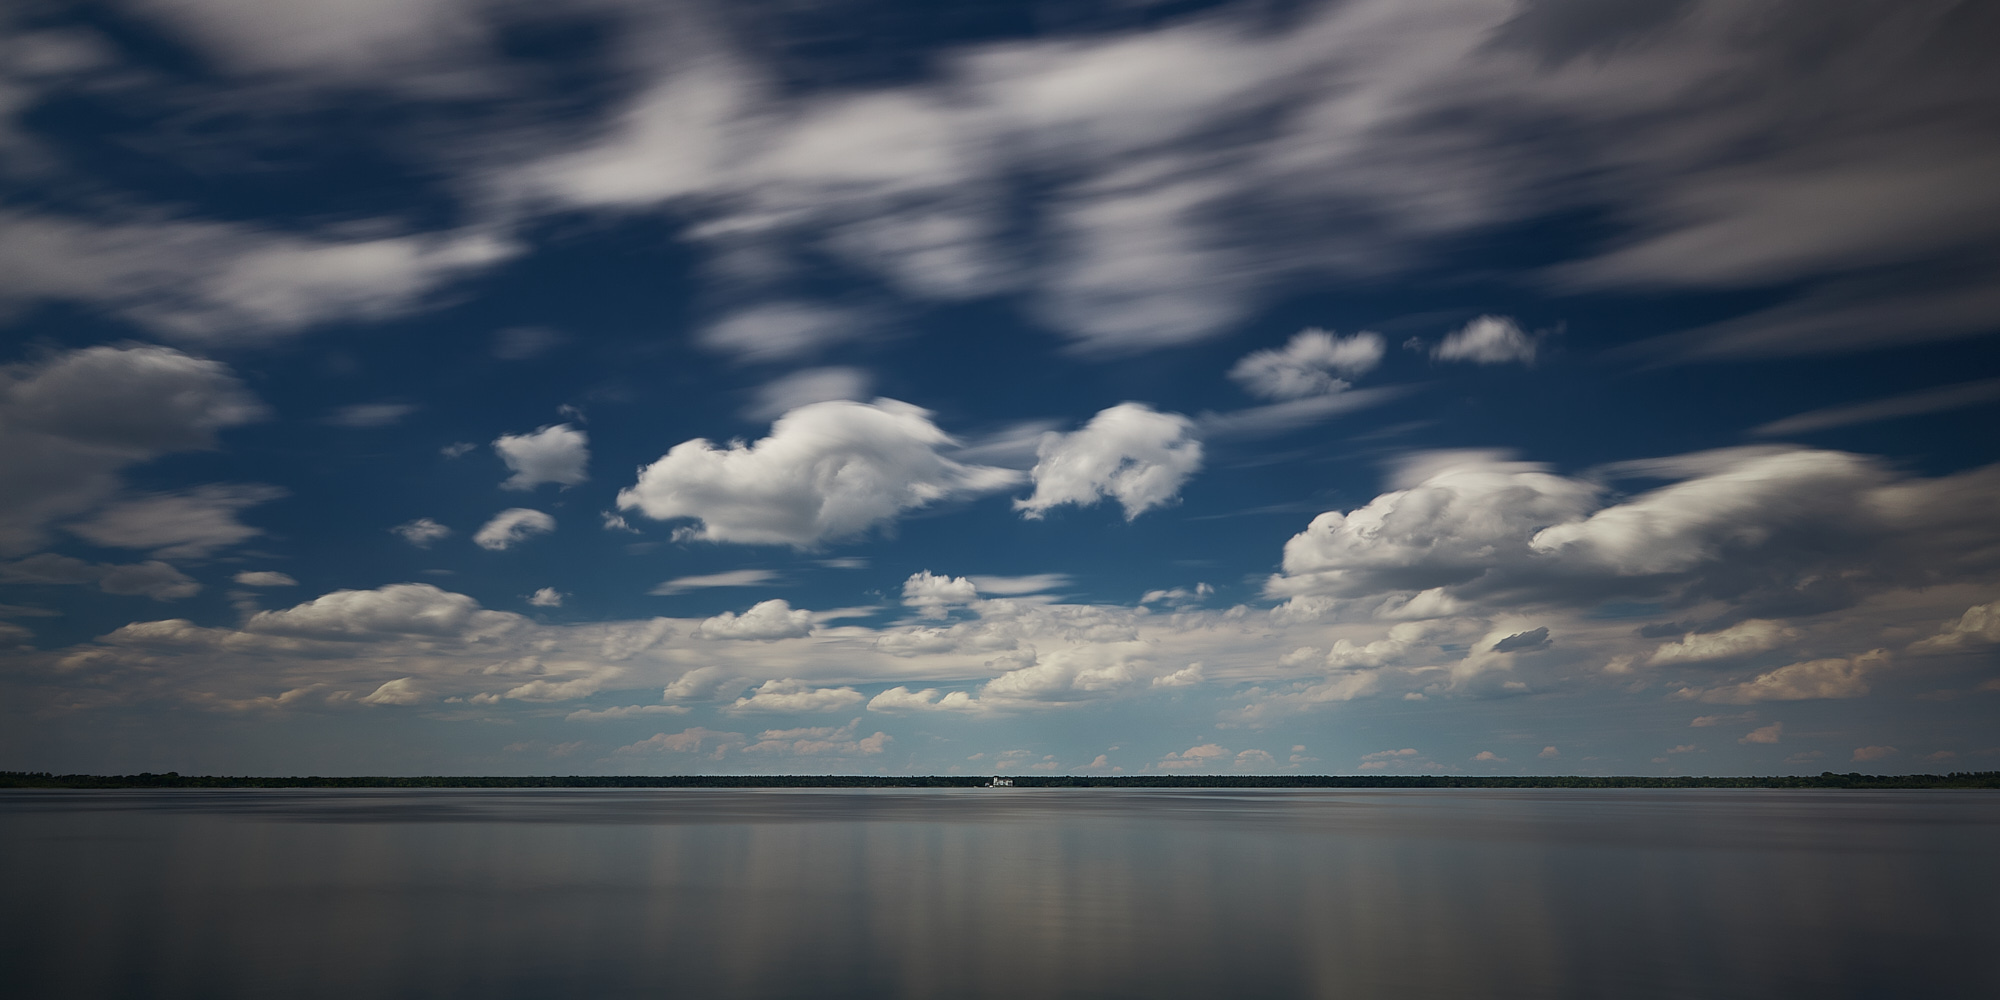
2, 788, 1994, 999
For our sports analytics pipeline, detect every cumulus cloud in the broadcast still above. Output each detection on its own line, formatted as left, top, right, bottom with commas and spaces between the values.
1432, 316, 1536, 365
527, 587, 563, 608
1016, 403, 1202, 521
1700, 651, 1890, 704
696, 599, 813, 640
494, 424, 588, 491
66, 484, 284, 559
1911, 601, 2000, 653
245, 583, 518, 641
473, 508, 554, 551
1739, 723, 1784, 745
1852, 745, 1897, 763
617, 399, 1019, 548
1229, 329, 1385, 400
728, 679, 865, 714
1269, 452, 1598, 598
392, 518, 452, 548
1648, 620, 1796, 665
233, 571, 296, 587
902, 571, 977, 617
359, 677, 425, 707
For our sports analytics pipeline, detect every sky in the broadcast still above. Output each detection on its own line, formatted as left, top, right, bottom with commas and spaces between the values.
2, 0, 1997, 777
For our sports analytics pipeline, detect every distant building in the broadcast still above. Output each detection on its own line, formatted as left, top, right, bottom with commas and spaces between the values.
985, 777, 1013, 787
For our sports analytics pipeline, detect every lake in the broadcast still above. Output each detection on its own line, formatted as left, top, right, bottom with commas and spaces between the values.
2, 787, 1994, 999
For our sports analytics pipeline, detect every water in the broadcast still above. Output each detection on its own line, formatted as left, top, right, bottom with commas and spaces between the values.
1, 788, 1993, 999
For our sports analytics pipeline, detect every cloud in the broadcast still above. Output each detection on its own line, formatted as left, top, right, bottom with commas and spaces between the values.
617, 728, 746, 757
0, 209, 514, 343
1491, 627, 1550, 653
1432, 316, 1536, 365
233, 571, 296, 588
696, 599, 813, 640
325, 403, 417, 428
968, 574, 1070, 596
2, 554, 201, 601
1701, 651, 1889, 704
1851, 745, 1897, 763
1752, 378, 2000, 437
392, 518, 452, 548
473, 508, 554, 551
728, 679, 865, 714
902, 571, 977, 617
1268, 452, 1598, 598
1538, 746, 1559, 760
1016, 403, 1202, 521
617, 399, 1019, 548
0, 345, 264, 557
1472, 750, 1507, 762
359, 677, 425, 707
1647, 620, 1796, 665
527, 588, 563, 608
1739, 723, 1784, 745
96, 561, 202, 601
66, 484, 285, 559
1909, 601, 2000, 653
699, 303, 873, 361
649, 570, 776, 596
494, 424, 588, 491
245, 583, 517, 641
745, 367, 872, 421
1229, 329, 1385, 400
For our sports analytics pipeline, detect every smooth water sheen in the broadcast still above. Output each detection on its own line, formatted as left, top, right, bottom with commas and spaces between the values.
2, 788, 1993, 999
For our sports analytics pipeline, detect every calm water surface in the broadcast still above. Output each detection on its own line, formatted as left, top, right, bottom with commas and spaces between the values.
2, 788, 1994, 999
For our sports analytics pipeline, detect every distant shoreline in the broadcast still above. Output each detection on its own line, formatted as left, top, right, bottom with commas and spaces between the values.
4, 771, 1996, 790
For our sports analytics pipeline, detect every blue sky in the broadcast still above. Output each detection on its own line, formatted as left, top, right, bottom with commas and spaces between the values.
3, 0, 1997, 776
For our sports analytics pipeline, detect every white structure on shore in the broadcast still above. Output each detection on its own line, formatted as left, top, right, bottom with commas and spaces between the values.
985, 777, 1013, 787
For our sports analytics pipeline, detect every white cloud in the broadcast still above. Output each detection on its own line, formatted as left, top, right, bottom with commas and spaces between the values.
696, 599, 813, 640
66, 484, 284, 559
745, 367, 872, 421
617, 399, 1019, 548
649, 569, 776, 596
1752, 378, 2000, 437
1016, 403, 1202, 521
527, 587, 563, 608
1229, 329, 1384, 400
1432, 316, 1536, 365
1268, 452, 1598, 598
966, 573, 1070, 596
1739, 723, 1784, 745
0, 345, 264, 557
902, 571, 978, 617
359, 677, 425, 707
1472, 750, 1507, 762
392, 517, 452, 548
473, 508, 554, 551
1852, 745, 1897, 763
1647, 620, 1797, 665
1702, 651, 1891, 704
699, 303, 872, 361
245, 583, 518, 640
494, 424, 588, 491
728, 679, 865, 714
0, 209, 514, 343
1910, 601, 2000, 653
233, 571, 297, 587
